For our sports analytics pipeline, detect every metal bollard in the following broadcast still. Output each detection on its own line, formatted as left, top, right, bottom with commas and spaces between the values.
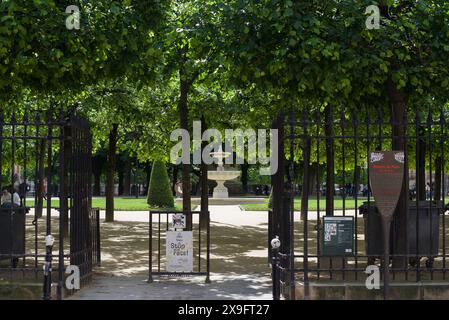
43, 234, 55, 300
271, 236, 281, 300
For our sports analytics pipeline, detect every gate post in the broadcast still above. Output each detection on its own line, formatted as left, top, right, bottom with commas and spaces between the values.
57, 110, 69, 300
200, 116, 210, 283
300, 111, 311, 300
271, 112, 295, 298
281, 191, 293, 297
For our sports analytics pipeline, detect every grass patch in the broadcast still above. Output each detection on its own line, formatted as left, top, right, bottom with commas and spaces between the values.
25, 196, 367, 211
241, 197, 368, 211
25, 197, 183, 211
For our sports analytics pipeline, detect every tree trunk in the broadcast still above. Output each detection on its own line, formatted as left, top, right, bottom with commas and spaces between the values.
417, 126, 426, 200
171, 165, 178, 196
301, 140, 311, 221
307, 162, 318, 196
145, 161, 151, 194
0, 114, 2, 192
388, 78, 409, 269
62, 126, 71, 236
118, 164, 124, 196
272, 113, 285, 234
241, 161, 249, 194
36, 139, 46, 218
325, 104, 334, 216
93, 172, 101, 196
92, 155, 104, 196
105, 124, 118, 223
354, 166, 361, 198
123, 158, 131, 196
200, 116, 209, 229
179, 75, 192, 228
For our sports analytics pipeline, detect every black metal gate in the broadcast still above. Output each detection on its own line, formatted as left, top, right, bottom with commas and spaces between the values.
271, 106, 449, 300
148, 210, 210, 283
0, 106, 99, 300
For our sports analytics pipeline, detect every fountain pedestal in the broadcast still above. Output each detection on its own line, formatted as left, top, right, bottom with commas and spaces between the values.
213, 180, 229, 199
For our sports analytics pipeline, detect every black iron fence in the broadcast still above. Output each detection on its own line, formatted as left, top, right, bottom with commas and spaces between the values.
0, 107, 98, 299
271, 106, 449, 299
148, 211, 210, 283
90, 208, 101, 267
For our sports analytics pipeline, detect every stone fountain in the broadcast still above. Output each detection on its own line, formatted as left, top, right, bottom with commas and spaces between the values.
208, 149, 241, 198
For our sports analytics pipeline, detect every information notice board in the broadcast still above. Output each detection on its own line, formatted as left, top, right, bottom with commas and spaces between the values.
322, 216, 354, 256
166, 231, 193, 272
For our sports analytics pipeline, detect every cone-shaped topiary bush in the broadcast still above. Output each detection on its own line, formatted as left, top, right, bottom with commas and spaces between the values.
147, 160, 174, 208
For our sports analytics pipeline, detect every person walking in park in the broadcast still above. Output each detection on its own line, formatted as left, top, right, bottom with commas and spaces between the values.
1, 186, 12, 207
426, 182, 431, 200
175, 180, 183, 199
10, 186, 20, 206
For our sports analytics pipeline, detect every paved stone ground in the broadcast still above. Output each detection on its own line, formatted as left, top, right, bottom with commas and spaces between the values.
68, 273, 272, 300
68, 205, 273, 300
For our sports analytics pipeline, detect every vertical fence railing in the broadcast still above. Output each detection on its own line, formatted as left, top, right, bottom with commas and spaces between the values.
69, 115, 94, 289
273, 106, 449, 299
90, 208, 101, 267
0, 106, 97, 299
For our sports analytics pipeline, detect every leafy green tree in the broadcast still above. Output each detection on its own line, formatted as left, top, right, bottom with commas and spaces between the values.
0, 0, 168, 100
157, 0, 229, 218
80, 78, 152, 222
223, 0, 449, 262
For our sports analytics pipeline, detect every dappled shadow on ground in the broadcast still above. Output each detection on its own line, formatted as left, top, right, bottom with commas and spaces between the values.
96, 220, 270, 276
69, 219, 272, 300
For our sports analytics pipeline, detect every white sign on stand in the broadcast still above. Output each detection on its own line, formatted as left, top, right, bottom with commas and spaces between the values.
166, 231, 193, 272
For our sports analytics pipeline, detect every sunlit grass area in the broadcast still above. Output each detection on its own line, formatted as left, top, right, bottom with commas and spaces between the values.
24, 196, 369, 211
241, 197, 369, 211
25, 197, 182, 211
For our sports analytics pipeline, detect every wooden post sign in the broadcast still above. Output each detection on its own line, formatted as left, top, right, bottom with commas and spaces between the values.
368, 151, 405, 299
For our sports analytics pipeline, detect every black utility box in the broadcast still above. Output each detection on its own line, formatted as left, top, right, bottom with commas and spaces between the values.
359, 201, 444, 266
408, 201, 442, 256
0, 207, 28, 265
359, 202, 394, 260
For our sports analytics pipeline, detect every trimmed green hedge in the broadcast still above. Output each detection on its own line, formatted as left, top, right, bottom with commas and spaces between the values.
147, 160, 174, 208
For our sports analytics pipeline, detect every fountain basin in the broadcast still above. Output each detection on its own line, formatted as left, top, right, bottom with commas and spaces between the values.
207, 171, 240, 181
208, 170, 241, 199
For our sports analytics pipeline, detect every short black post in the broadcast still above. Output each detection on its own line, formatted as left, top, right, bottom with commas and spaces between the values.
271, 236, 281, 300
268, 210, 273, 264
43, 235, 54, 300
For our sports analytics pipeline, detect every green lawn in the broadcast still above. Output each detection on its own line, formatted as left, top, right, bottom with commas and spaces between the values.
241, 197, 368, 211
26, 197, 183, 211
25, 196, 367, 212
